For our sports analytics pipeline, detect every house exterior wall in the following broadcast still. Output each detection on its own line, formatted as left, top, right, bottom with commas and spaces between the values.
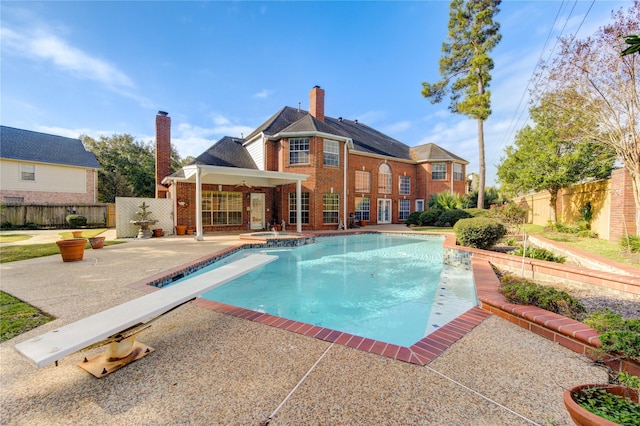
0, 159, 97, 204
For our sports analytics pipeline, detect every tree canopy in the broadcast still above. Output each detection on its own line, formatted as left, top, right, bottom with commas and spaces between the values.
497, 92, 616, 223
422, 0, 501, 209
535, 1, 639, 232
82, 134, 184, 203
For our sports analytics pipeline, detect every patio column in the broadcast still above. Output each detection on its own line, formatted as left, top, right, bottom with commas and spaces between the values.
194, 166, 203, 241
296, 179, 302, 233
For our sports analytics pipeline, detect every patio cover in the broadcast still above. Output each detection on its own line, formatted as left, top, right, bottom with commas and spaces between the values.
166, 165, 309, 239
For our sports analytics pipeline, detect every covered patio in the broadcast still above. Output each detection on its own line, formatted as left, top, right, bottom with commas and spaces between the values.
165, 165, 308, 240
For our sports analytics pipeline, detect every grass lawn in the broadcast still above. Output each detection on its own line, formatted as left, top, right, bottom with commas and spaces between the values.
0, 234, 32, 243
0, 291, 54, 342
540, 230, 640, 268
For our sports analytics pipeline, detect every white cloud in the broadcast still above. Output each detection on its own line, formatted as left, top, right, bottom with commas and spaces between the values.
381, 121, 411, 135
254, 89, 274, 99
1, 26, 134, 89
173, 116, 254, 158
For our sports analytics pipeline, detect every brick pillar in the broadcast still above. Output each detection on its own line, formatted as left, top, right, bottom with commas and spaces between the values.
609, 168, 638, 242
309, 86, 325, 122
155, 111, 171, 198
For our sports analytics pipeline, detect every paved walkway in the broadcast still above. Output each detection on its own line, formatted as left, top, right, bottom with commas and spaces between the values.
1, 228, 607, 425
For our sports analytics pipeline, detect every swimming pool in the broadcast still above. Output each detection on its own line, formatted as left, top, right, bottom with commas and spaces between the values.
175, 233, 477, 347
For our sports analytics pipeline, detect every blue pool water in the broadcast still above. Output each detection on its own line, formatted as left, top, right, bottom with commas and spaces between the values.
178, 234, 477, 346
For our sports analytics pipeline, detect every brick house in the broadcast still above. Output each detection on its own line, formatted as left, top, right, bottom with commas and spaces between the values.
162, 86, 468, 236
0, 126, 100, 204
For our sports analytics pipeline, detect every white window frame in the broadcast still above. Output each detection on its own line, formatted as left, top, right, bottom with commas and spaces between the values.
399, 199, 410, 221
288, 192, 310, 224
378, 163, 392, 194
355, 170, 370, 193
323, 193, 340, 224
432, 163, 446, 181
202, 191, 243, 226
20, 164, 35, 181
355, 197, 370, 221
415, 199, 425, 212
453, 163, 464, 181
289, 137, 310, 165
323, 139, 340, 166
399, 175, 411, 195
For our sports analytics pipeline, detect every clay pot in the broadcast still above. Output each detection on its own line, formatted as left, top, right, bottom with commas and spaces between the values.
186, 228, 195, 235
88, 236, 105, 249
175, 225, 187, 235
563, 383, 639, 426
56, 239, 87, 262
152, 229, 163, 237
72, 231, 83, 238
359, 220, 366, 227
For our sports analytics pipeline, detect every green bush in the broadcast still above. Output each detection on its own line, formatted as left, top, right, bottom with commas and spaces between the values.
65, 214, 87, 227
584, 309, 640, 361
405, 211, 422, 226
499, 275, 585, 320
464, 208, 489, 218
453, 217, 506, 249
1, 221, 14, 230
428, 192, 463, 210
621, 235, 640, 253
508, 245, 566, 263
435, 209, 473, 227
419, 209, 443, 226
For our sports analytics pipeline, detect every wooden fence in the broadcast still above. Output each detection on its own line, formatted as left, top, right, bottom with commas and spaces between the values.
1, 203, 115, 228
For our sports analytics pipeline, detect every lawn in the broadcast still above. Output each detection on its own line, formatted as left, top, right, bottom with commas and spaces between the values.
0, 291, 54, 342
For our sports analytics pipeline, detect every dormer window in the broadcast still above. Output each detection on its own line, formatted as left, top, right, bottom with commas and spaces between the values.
289, 138, 309, 165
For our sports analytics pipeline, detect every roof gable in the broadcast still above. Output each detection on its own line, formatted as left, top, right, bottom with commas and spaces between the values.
410, 143, 468, 164
191, 136, 257, 169
0, 126, 100, 169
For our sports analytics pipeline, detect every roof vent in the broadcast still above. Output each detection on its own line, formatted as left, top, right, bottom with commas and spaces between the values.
338, 117, 343, 122
354, 119, 358, 124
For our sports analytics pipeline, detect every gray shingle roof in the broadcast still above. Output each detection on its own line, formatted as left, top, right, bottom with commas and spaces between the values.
410, 143, 468, 163
0, 126, 100, 168
191, 136, 257, 169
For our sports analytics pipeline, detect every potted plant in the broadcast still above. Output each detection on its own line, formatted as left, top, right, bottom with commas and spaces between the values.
88, 236, 105, 249
175, 225, 187, 235
152, 228, 163, 237
56, 238, 87, 262
563, 310, 640, 425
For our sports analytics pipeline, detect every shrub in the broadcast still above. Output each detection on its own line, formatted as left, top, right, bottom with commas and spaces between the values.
419, 209, 443, 226
1, 221, 14, 230
508, 245, 566, 263
428, 191, 463, 210
65, 214, 87, 227
435, 209, 472, 227
621, 235, 640, 253
584, 309, 640, 362
464, 208, 489, 218
499, 275, 585, 320
405, 211, 422, 226
505, 237, 517, 246
488, 201, 528, 234
453, 217, 506, 250
23, 222, 38, 230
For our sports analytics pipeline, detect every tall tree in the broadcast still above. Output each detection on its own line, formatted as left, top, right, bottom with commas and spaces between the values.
422, 0, 501, 209
536, 1, 640, 233
82, 134, 183, 203
497, 93, 616, 223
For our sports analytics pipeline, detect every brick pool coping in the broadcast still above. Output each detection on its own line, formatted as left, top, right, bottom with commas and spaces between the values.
130, 231, 639, 372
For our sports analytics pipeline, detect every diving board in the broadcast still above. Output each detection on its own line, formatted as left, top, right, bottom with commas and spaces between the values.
15, 253, 277, 377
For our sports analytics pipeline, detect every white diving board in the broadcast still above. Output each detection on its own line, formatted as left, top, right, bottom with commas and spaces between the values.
15, 253, 277, 375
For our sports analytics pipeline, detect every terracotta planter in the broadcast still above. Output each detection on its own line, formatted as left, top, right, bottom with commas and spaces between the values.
56, 239, 87, 262
186, 228, 195, 235
359, 220, 366, 227
563, 383, 639, 426
72, 231, 83, 238
175, 225, 187, 235
88, 236, 105, 249
152, 229, 163, 237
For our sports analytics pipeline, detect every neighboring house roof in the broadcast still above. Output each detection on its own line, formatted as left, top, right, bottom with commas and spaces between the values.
410, 143, 469, 164
0, 126, 100, 169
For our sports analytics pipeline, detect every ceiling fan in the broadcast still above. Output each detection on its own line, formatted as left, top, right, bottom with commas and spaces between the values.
235, 179, 253, 188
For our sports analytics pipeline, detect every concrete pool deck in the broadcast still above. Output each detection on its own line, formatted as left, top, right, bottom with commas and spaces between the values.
1, 227, 609, 425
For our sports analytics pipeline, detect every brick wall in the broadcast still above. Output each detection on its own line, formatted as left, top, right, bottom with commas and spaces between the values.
609, 167, 638, 242
155, 112, 171, 199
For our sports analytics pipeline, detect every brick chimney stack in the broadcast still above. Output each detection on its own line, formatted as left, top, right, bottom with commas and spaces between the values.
309, 85, 325, 122
155, 111, 171, 198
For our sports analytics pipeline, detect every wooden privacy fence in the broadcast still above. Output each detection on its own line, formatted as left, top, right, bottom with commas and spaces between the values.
1, 204, 115, 228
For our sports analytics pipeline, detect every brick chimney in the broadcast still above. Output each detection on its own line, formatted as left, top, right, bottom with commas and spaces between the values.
309, 85, 325, 122
155, 111, 171, 198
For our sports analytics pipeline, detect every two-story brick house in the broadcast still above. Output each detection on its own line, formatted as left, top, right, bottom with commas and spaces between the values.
162, 86, 468, 235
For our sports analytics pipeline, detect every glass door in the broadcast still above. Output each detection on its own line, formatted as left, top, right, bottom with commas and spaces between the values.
250, 193, 265, 230
377, 198, 392, 224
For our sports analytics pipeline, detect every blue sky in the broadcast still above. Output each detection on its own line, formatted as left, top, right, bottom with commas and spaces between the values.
1, 1, 631, 185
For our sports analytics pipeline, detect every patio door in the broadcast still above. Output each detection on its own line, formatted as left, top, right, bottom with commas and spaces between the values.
250, 193, 265, 230
377, 199, 392, 224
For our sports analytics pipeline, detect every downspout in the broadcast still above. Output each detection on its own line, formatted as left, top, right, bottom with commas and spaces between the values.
296, 179, 302, 233
195, 166, 203, 241
343, 140, 348, 228
450, 162, 454, 195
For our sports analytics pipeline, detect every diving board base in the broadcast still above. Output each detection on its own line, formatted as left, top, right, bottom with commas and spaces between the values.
78, 340, 154, 378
